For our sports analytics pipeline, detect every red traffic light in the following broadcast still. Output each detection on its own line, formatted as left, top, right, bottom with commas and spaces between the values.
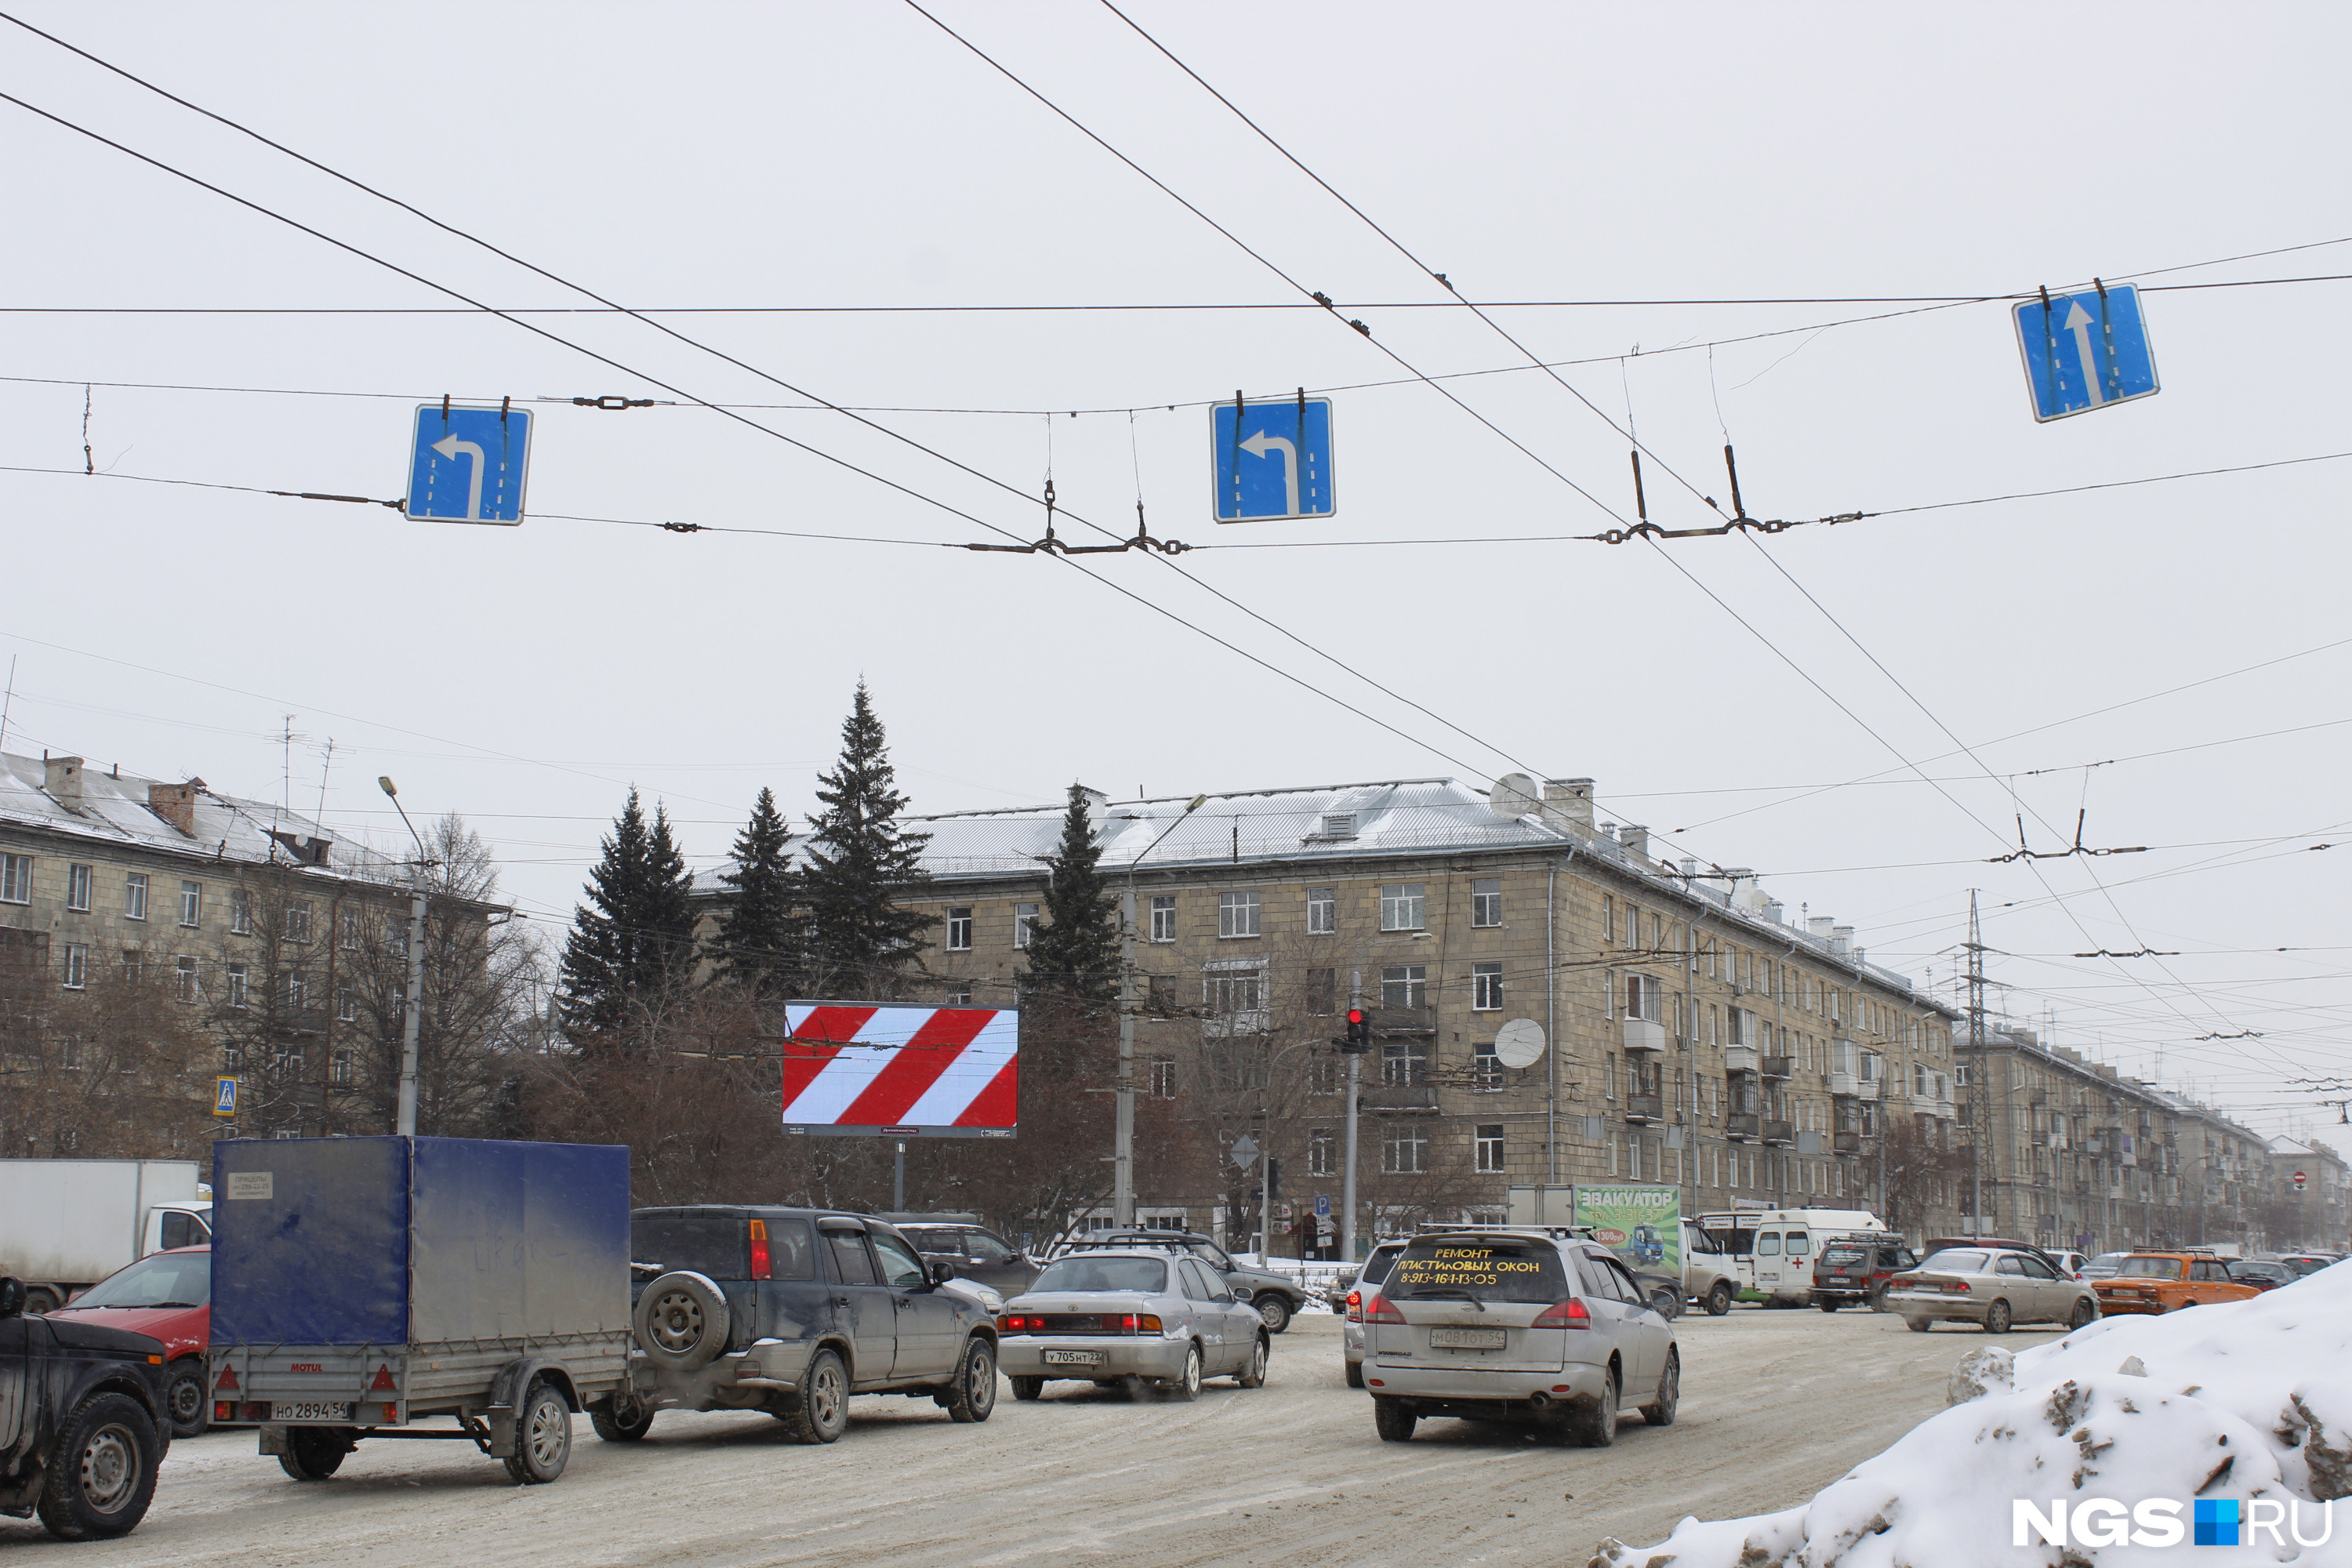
1346, 1008, 1365, 1025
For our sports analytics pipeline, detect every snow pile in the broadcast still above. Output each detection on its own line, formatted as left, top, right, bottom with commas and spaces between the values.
1593, 1262, 2352, 1568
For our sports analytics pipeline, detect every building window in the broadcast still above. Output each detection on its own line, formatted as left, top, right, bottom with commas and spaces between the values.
1218, 890, 1261, 938
1306, 1056, 1340, 1094
1379, 883, 1425, 931
125, 873, 149, 920
1381, 1126, 1428, 1174
1305, 967, 1337, 1016
1381, 964, 1426, 1009
1203, 960, 1267, 1029
1309, 1128, 1335, 1178
181, 880, 202, 927
67, 863, 93, 911
286, 971, 309, 1010
1381, 1038, 1429, 1087
1625, 972, 1663, 1022
947, 982, 974, 1005
174, 956, 199, 1002
337, 985, 358, 1022
122, 949, 143, 985
1012, 902, 1039, 949
1602, 895, 1615, 946
1472, 962, 1503, 1011
1149, 895, 1176, 942
1306, 886, 1335, 935
339, 908, 358, 949
1147, 975, 1175, 1014
1475, 1124, 1505, 1174
230, 889, 253, 935
1473, 1039, 1503, 1091
1472, 877, 1501, 928
227, 963, 249, 1009
284, 898, 314, 942
0, 852, 31, 904
946, 907, 973, 951
1149, 1056, 1178, 1098
332, 1050, 354, 1086
61, 942, 88, 989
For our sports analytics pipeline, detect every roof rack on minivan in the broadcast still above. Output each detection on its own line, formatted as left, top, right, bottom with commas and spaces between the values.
1414, 1221, 1595, 1240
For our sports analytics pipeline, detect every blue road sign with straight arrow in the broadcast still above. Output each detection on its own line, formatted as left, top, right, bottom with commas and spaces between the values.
1212, 394, 1335, 521
2012, 283, 2159, 423
405, 403, 532, 524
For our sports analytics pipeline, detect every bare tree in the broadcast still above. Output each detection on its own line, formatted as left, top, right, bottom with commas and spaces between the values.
0, 935, 209, 1159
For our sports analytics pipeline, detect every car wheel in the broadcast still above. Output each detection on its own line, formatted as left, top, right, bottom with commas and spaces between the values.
1344, 1359, 1365, 1390
1985, 1299, 2013, 1334
634, 1271, 731, 1372
37, 1394, 160, 1540
1706, 1281, 1734, 1316
1166, 1343, 1203, 1403
1010, 1377, 1045, 1402
1818, 1297, 1840, 1312
777, 1349, 849, 1444
1257, 1294, 1293, 1334
501, 1378, 572, 1485
943, 1338, 997, 1424
1237, 1334, 1269, 1388
1906, 1316, 1932, 1333
276, 1425, 354, 1483
1372, 1397, 1417, 1443
165, 1359, 211, 1438
1639, 1348, 1680, 1427
1573, 1365, 1620, 1448
590, 1394, 655, 1443
2067, 1297, 2098, 1330
22, 1286, 62, 1317
1869, 1283, 1892, 1313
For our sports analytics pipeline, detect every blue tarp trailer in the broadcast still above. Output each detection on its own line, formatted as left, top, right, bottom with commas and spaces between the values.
205, 1136, 631, 1485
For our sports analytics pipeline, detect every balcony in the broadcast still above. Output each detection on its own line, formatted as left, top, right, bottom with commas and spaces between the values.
1762, 1119, 1795, 1147
1363, 1084, 1439, 1114
1761, 1054, 1794, 1080
1371, 1006, 1436, 1035
1857, 1076, 1881, 1102
1726, 1112, 1760, 1142
1828, 1070, 1858, 1098
1834, 1131, 1864, 1155
1726, 1046, 1760, 1075
1622, 1018, 1667, 1054
1624, 1093, 1664, 1125
2031, 1131, 2049, 1147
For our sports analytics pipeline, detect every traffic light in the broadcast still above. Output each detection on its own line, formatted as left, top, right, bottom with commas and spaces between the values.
1267, 1158, 1283, 1202
1342, 1007, 1371, 1052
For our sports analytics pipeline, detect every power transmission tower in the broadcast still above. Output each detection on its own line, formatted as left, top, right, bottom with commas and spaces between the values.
1962, 891, 1994, 1236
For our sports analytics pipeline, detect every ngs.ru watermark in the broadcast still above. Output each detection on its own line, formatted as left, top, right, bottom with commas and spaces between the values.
2016, 1498, 2334, 1548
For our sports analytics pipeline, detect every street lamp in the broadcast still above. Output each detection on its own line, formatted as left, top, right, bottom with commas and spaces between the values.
379, 776, 430, 1138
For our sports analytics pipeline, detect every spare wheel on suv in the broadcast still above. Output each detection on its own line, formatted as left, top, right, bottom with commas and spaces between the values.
635, 1271, 731, 1370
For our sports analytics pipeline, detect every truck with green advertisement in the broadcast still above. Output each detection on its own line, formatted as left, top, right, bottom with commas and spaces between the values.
1506, 1185, 1741, 1315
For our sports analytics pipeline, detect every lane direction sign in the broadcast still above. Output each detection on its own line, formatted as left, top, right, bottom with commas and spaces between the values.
2012, 284, 2159, 422
1229, 1133, 1261, 1170
406, 404, 532, 524
1212, 395, 1334, 521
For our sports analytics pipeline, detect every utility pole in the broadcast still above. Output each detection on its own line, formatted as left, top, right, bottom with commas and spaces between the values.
1964, 891, 1991, 1235
1342, 968, 1363, 1264
379, 776, 429, 1139
1113, 887, 1137, 1227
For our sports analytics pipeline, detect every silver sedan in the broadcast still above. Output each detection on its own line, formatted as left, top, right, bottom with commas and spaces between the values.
997, 1250, 1269, 1401
1886, 1245, 2098, 1333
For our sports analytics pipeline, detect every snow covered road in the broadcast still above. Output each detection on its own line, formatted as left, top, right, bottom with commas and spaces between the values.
0, 1309, 2040, 1566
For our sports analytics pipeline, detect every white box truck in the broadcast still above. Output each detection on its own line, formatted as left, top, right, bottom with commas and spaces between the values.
0, 1159, 214, 1313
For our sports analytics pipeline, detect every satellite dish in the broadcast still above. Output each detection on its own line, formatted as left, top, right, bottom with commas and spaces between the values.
1489, 772, 1541, 820
1493, 1018, 1546, 1069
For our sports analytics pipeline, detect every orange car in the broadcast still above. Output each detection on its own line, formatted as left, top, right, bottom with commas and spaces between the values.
2091, 1252, 2259, 1315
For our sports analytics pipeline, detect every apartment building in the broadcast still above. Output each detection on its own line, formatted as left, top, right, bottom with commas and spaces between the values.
696, 775, 1967, 1248
1958, 1023, 2285, 1254
0, 749, 416, 1152
2263, 1135, 2350, 1253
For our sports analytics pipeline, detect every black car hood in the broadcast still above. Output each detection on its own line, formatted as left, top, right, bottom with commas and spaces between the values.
39, 1316, 167, 1359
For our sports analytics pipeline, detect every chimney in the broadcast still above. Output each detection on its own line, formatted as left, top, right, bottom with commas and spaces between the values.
1621, 825, 1649, 860
148, 779, 203, 837
1725, 867, 1759, 909
1808, 916, 1835, 941
43, 755, 84, 812
1076, 784, 1109, 837
1541, 777, 1595, 837
1763, 898, 1784, 924
1831, 924, 1854, 958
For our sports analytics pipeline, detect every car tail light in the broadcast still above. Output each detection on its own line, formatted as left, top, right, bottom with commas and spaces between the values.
215, 1401, 234, 1422
1363, 1294, 1406, 1323
748, 1219, 771, 1280
1100, 1314, 1163, 1334
1532, 1298, 1592, 1329
1345, 1288, 1363, 1323
998, 1312, 1045, 1332
1943, 1280, 1973, 1294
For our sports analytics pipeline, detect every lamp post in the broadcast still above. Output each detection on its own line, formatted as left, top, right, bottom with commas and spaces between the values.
1113, 793, 1208, 1228
379, 776, 429, 1138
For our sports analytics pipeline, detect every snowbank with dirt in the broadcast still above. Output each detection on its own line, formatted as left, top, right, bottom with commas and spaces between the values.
1592, 1261, 2352, 1568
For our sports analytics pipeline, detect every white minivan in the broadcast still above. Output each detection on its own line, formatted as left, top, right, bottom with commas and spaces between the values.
1744, 1207, 1886, 1305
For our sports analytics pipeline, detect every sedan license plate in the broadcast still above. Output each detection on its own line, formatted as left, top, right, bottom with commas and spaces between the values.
1042, 1349, 1103, 1367
271, 1402, 353, 1421
1427, 1327, 1507, 1350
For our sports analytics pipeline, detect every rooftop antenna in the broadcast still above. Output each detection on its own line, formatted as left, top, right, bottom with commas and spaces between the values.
314, 737, 336, 826
0, 655, 15, 754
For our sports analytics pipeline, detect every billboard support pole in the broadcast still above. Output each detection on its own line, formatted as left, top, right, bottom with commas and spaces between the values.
1114, 887, 1137, 1228
894, 1140, 906, 1211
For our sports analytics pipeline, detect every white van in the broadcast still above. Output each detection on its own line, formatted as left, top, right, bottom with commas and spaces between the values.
1744, 1208, 1885, 1305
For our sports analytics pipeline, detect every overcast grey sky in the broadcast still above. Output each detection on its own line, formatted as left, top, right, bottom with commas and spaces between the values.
3, 3, 2346, 1152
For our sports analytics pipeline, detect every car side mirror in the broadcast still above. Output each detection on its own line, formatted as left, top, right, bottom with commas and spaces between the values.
929, 1259, 958, 1287
0, 1277, 21, 1319
1229, 1284, 1253, 1302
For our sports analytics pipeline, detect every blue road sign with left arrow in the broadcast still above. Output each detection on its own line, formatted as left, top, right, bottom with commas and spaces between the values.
2012, 284, 2159, 423
1212, 396, 1334, 521
405, 404, 532, 524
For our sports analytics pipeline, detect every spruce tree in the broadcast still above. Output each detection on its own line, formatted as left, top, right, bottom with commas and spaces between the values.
711, 786, 802, 998
800, 682, 935, 996
1023, 783, 1119, 1002
561, 788, 699, 1033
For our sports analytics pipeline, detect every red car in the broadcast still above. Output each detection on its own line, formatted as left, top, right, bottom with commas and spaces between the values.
45, 1244, 212, 1437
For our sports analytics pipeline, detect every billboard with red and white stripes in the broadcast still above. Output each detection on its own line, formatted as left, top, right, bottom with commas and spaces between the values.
779, 1003, 1018, 1138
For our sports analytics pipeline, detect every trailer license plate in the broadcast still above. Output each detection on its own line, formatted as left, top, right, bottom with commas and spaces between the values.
1042, 1350, 1102, 1366
272, 1403, 353, 1421
1428, 1328, 1507, 1349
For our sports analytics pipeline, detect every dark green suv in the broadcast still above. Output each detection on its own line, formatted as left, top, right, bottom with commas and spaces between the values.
0, 1276, 175, 1540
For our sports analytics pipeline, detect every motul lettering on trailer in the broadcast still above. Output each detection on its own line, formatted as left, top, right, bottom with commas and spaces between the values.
779, 1003, 1019, 1136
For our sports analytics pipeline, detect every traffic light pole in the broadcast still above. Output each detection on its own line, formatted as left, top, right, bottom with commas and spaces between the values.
1341, 967, 1363, 1263
1113, 886, 1137, 1228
